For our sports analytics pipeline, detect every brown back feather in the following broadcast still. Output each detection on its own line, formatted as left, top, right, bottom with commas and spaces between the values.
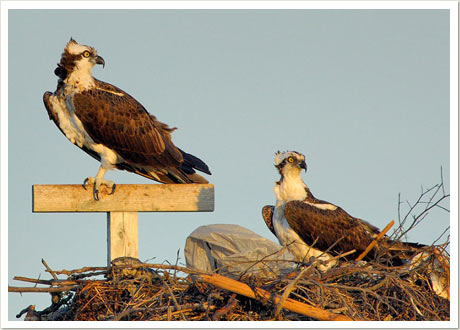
284, 201, 376, 259
72, 79, 183, 168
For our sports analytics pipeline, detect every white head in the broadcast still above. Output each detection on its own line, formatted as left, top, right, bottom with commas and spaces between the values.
56, 38, 105, 83
274, 151, 307, 177
273, 151, 309, 204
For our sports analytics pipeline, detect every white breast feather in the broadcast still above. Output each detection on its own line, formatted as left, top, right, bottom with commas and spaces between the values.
64, 63, 96, 94
274, 174, 307, 205
48, 91, 120, 169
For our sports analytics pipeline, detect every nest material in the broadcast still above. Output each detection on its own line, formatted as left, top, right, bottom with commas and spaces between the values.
14, 247, 450, 321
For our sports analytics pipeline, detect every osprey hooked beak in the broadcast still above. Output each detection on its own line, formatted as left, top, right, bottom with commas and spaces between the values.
300, 160, 307, 172
95, 55, 105, 68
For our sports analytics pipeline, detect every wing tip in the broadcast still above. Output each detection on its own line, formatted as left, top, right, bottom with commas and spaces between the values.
178, 148, 212, 176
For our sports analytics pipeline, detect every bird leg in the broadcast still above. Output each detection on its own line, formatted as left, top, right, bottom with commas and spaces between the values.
82, 166, 116, 200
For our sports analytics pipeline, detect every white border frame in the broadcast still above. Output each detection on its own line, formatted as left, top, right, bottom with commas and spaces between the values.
1, 1, 457, 328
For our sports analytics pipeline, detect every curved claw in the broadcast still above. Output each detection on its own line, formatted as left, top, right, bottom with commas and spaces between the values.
82, 173, 114, 201
93, 185, 100, 201
109, 183, 116, 195
82, 178, 89, 190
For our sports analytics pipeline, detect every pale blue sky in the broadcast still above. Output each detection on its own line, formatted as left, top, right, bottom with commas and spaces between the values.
6, 9, 451, 321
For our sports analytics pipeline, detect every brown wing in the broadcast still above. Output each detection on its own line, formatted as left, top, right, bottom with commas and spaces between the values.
43, 91, 59, 125
262, 205, 276, 236
284, 201, 379, 259
72, 80, 183, 170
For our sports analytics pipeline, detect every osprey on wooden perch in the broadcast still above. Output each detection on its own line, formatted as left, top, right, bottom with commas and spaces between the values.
262, 151, 425, 270
43, 39, 211, 200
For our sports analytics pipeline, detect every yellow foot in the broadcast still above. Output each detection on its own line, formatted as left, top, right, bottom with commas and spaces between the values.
82, 177, 116, 201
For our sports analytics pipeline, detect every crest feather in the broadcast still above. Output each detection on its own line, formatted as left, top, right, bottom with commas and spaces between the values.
274, 150, 305, 166
65, 38, 92, 55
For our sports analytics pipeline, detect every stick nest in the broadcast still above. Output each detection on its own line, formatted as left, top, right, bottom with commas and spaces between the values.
15, 246, 449, 321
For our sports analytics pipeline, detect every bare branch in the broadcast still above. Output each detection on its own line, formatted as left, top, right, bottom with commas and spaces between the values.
393, 169, 449, 243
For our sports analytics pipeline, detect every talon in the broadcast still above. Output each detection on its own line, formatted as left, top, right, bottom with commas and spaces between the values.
82, 178, 89, 190
84, 168, 114, 201
93, 186, 99, 201
109, 183, 116, 195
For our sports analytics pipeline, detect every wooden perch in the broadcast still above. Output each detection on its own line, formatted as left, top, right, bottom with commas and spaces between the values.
198, 273, 354, 321
32, 184, 215, 265
32, 184, 214, 212
356, 220, 395, 261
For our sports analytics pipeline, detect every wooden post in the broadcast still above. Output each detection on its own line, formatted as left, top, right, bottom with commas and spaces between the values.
107, 212, 139, 265
32, 184, 214, 266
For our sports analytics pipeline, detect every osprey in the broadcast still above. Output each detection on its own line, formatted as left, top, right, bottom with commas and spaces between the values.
263, 152, 449, 299
262, 151, 425, 270
43, 39, 211, 200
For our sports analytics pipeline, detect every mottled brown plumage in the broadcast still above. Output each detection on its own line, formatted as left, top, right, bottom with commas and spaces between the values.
284, 201, 379, 259
261, 205, 275, 236
43, 91, 60, 125
73, 79, 184, 171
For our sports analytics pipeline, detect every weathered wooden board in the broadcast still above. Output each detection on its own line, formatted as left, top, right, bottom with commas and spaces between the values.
107, 212, 138, 264
32, 184, 214, 212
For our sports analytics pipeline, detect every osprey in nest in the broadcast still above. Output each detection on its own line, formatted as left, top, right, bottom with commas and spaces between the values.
262, 151, 450, 299
262, 151, 428, 270
43, 39, 211, 200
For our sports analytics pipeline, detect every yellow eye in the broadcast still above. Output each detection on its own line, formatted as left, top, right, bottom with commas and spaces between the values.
83, 51, 90, 58
288, 157, 294, 163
